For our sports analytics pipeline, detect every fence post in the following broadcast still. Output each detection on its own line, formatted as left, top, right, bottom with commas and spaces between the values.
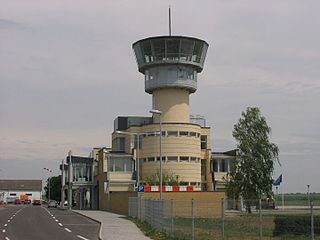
192, 198, 195, 240
259, 199, 263, 240
221, 198, 225, 240
311, 200, 314, 240
171, 199, 174, 237
138, 196, 142, 220
128, 198, 131, 217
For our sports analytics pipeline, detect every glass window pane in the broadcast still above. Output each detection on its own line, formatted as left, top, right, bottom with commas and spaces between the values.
141, 41, 153, 63
193, 41, 203, 63
166, 39, 180, 60
115, 159, 124, 171
152, 39, 165, 61
180, 39, 194, 61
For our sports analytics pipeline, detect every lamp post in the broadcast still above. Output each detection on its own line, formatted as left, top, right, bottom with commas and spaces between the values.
115, 130, 141, 189
149, 109, 163, 200
43, 167, 53, 202
307, 184, 310, 205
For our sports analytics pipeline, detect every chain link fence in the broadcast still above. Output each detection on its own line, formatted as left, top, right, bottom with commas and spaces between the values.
128, 196, 320, 239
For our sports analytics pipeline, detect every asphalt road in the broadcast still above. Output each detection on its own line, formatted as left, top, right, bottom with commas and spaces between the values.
0, 205, 99, 240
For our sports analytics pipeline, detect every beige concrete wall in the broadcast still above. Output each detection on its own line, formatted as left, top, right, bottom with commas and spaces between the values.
143, 191, 225, 217
152, 89, 190, 123
138, 123, 203, 184
100, 191, 138, 215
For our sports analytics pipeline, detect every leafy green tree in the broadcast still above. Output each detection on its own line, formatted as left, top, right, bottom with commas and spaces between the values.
227, 107, 279, 213
44, 175, 61, 202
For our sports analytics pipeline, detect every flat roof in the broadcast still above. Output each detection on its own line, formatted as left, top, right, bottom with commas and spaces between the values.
0, 179, 42, 191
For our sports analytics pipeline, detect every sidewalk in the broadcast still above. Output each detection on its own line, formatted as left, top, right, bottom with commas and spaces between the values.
74, 210, 151, 240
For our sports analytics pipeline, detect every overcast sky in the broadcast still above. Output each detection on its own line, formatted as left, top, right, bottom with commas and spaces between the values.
1, 0, 319, 193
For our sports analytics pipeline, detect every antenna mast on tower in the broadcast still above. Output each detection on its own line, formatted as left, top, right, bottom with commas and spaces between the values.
169, 6, 172, 36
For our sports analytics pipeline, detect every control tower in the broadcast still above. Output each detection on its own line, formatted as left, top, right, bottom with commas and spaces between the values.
133, 36, 209, 123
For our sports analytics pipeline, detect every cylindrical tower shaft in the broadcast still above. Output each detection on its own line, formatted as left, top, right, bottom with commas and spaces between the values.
152, 88, 190, 123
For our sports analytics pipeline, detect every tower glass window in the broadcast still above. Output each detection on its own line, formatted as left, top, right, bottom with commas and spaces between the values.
166, 39, 180, 60
153, 39, 165, 61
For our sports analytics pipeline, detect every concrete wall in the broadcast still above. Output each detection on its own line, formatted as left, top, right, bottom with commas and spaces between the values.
143, 191, 225, 217
152, 89, 190, 123
99, 191, 138, 215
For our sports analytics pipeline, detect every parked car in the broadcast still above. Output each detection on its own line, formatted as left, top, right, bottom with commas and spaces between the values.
48, 200, 58, 208
24, 199, 31, 204
32, 199, 41, 206
14, 199, 21, 204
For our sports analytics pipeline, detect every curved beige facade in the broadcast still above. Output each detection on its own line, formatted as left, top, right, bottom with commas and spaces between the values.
117, 123, 205, 185
152, 89, 190, 123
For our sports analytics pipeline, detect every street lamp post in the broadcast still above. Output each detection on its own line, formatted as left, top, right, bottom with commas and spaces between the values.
307, 184, 310, 205
149, 109, 163, 200
43, 167, 53, 202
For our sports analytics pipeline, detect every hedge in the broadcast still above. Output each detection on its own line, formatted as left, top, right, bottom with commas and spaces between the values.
273, 215, 320, 236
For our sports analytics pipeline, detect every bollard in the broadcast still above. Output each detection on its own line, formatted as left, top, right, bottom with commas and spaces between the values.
221, 198, 225, 240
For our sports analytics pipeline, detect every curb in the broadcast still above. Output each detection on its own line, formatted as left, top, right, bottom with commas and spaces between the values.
73, 210, 103, 240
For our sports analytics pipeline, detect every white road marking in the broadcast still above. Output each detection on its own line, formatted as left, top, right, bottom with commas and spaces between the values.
10, 217, 13, 220
4, 224, 7, 227
5, 237, 10, 240
53, 216, 56, 219
64, 228, 72, 232
2, 229, 6, 233
55, 219, 59, 222
7, 220, 10, 223
77, 235, 89, 240
58, 223, 63, 226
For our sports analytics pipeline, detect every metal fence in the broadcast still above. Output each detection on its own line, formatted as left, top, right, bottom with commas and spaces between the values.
128, 197, 320, 239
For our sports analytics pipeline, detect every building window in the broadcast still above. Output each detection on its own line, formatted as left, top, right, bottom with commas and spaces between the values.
113, 137, 125, 151
190, 132, 197, 137
167, 156, 178, 161
108, 157, 132, 172
201, 135, 207, 149
134, 135, 142, 149
180, 156, 189, 162
156, 156, 166, 161
201, 159, 207, 182
179, 131, 189, 136
10, 193, 17, 196
148, 157, 155, 162
213, 159, 218, 172
167, 131, 178, 137
190, 157, 197, 162
26, 193, 32, 196
220, 160, 228, 172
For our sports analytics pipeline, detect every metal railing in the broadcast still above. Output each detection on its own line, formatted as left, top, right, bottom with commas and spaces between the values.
128, 197, 320, 239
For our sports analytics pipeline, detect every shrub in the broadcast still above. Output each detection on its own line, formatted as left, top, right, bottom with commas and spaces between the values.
273, 215, 320, 236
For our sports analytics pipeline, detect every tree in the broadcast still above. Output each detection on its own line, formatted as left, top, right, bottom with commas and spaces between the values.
227, 107, 279, 213
44, 175, 61, 202
143, 170, 180, 186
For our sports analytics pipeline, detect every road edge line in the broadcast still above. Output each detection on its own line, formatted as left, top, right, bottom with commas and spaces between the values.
72, 211, 102, 240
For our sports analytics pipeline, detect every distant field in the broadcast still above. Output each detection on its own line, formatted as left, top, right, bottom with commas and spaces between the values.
274, 193, 320, 206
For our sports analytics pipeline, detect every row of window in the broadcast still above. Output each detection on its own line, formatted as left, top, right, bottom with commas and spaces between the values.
9, 193, 33, 196
145, 69, 196, 81
141, 131, 201, 138
142, 156, 201, 163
